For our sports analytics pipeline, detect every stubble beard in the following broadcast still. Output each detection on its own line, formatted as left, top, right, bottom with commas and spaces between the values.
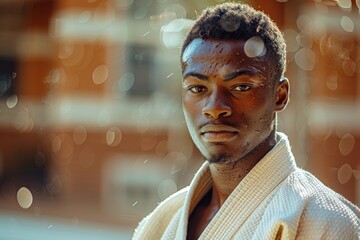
204, 152, 238, 164
203, 141, 253, 164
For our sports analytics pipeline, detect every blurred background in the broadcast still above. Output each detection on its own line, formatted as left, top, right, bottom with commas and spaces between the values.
0, 0, 359, 239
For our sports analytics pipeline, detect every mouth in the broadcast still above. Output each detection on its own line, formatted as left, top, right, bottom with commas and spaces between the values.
200, 124, 239, 143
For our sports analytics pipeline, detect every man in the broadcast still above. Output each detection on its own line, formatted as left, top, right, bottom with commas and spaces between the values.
133, 2, 360, 239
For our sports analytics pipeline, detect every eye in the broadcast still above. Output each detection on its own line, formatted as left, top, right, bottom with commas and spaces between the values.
188, 85, 206, 93
232, 84, 251, 92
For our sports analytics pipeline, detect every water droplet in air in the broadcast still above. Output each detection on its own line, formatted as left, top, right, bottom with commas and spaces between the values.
219, 14, 240, 32
340, 16, 354, 32
297, 15, 313, 34
92, 65, 109, 85
336, 0, 352, 10
118, 73, 135, 92
339, 133, 355, 156
165, 152, 188, 174
6, 95, 18, 108
295, 48, 316, 71
244, 36, 266, 58
326, 71, 338, 91
338, 163, 352, 184
58, 41, 75, 60
106, 127, 122, 146
17, 187, 33, 209
342, 59, 356, 76
155, 140, 168, 156
52, 135, 62, 153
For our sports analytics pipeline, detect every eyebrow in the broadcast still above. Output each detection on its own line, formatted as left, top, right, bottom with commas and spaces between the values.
183, 69, 259, 81
223, 69, 259, 81
183, 72, 208, 81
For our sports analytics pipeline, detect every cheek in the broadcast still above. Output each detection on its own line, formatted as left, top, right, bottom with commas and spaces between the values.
233, 93, 270, 116
182, 98, 192, 116
182, 105, 203, 146
250, 105, 276, 134
246, 93, 276, 128
182, 99, 198, 128
183, 96, 203, 116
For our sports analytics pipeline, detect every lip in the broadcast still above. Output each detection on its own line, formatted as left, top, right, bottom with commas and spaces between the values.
200, 124, 238, 143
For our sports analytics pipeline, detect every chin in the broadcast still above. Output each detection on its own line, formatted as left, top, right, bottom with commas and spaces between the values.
202, 143, 254, 164
203, 152, 242, 164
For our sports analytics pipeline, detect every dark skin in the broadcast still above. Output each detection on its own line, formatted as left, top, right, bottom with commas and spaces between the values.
181, 38, 289, 240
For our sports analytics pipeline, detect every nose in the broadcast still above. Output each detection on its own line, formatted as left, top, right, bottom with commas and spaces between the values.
202, 89, 232, 119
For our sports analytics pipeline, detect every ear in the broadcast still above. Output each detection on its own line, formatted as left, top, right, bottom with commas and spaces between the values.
275, 77, 289, 112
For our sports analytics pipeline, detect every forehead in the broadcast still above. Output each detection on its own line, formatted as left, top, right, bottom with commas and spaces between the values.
182, 38, 272, 76
182, 38, 243, 61
183, 37, 267, 60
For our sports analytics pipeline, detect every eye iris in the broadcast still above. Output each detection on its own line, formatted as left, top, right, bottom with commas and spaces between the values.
236, 85, 250, 91
192, 86, 203, 92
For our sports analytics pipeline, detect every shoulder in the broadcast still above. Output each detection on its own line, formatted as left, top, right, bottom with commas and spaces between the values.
132, 187, 189, 239
283, 168, 359, 216
281, 169, 360, 238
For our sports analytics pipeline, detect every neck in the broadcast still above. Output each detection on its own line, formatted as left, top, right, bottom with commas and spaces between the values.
208, 130, 277, 207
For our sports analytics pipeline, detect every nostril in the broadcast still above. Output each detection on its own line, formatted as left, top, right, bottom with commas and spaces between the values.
202, 110, 213, 118
202, 108, 231, 119
220, 110, 231, 118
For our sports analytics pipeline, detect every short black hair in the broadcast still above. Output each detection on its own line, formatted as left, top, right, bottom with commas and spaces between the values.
181, 2, 286, 81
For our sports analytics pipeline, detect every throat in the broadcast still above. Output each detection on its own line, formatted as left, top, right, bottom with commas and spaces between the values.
209, 158, 256, 206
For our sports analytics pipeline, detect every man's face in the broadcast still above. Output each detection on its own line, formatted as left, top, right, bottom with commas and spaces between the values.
181, 38, 284, 164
